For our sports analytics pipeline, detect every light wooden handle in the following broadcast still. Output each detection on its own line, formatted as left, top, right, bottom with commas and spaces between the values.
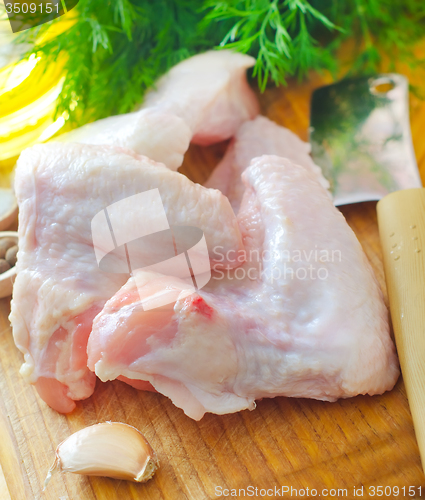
377, 188, 425, 470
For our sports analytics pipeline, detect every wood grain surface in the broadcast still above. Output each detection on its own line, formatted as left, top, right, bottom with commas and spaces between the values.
1, 58, 425, 500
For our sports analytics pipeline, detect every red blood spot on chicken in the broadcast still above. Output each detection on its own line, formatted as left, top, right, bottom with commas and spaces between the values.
190, 296, 214, 319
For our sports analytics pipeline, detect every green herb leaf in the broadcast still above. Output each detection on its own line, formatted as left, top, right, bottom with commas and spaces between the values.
11, 0, 425, 127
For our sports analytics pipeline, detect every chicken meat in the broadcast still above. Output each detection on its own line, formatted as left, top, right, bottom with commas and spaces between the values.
56, 109, 192, 171
56, 51, 259, 169
87, 155, 399, 420
10, 142, 244, 413
143, 50, 259, 145
206, 115, 329, 212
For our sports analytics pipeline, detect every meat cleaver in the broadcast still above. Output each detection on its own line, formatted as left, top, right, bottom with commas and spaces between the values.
310, 74, 425, 470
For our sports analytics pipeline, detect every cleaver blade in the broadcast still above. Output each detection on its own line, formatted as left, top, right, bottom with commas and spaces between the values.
310, 74, 422, 206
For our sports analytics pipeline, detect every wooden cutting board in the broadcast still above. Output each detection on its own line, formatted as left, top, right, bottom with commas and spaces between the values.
1, 62, 425, 500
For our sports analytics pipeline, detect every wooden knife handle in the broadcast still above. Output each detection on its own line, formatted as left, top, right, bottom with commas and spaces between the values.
377, 188, 425, 470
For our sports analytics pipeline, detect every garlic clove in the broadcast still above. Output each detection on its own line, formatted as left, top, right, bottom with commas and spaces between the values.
44, 422, 158, 490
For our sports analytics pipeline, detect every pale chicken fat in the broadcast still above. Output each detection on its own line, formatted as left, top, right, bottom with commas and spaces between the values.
10, 142, 244, 413
88, 156, 399, 420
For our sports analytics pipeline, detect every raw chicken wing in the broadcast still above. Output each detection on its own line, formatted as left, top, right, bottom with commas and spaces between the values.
56, 109, 192, 171
87, 155, 399, 420
10, 142, 244, 413
56, 51, 259, 168
144, 50, 259, 145
206, 115, 329, 211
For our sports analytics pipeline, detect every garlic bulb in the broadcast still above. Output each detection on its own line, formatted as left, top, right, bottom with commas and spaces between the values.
44, 422, 158, 489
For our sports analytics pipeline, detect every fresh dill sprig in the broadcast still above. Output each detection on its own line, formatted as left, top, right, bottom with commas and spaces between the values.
13, 0, 425, 126
204, 0, 425, 88
202, 0, 340, 91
